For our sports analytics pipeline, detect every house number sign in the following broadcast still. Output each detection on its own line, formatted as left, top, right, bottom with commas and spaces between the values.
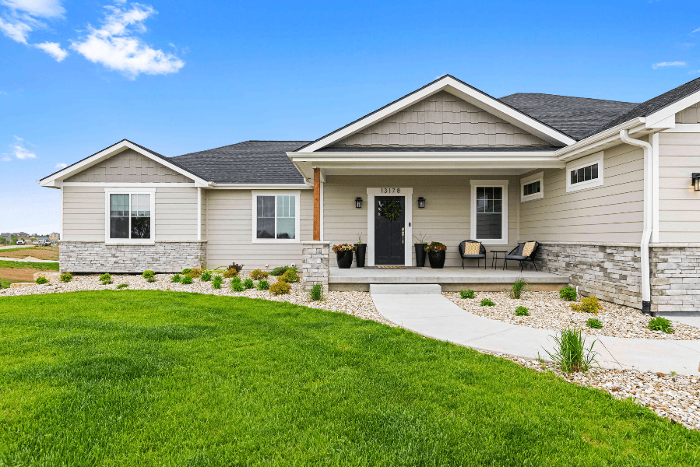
380, 188, 401, 194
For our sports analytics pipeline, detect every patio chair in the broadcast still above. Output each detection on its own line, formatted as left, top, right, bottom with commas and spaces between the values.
503, 241, 540, 272
458, 240, 486, 269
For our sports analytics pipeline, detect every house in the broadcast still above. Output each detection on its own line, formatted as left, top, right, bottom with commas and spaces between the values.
40, 75, 700, 313
49, 232, 60, 242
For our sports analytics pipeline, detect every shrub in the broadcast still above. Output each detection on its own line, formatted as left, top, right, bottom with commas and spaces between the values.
257, 280, 270, 290
200, 271, 212, 282
586, 318, 603, 329
59, 272, 72, 282
648, 317, 674, 334
222, 268, 238, 279
181, 268, 192, 275
181, 276, 193, 285
309, 283, 323, 301
116, 283, 129, 289
270, 266, 290, 276
227, 262, 244, 274
545, 328, 597, 373
515, 306, 529, 316
231, 277, 244, 292
35, 276, 49, 284
146, 277, 156, 283
460, 289, 475, 299
212, 275, 223, 289
99, 273, 111, 283
560, 286, 577, 301
142, 270, 155, 279
243, 278, 254, 289
171, 274, 182, 283
480, 298, 495, 307
510, 279, 528, 299
280, 269, 299, 283
185, 268, 202, 278
250, 269, 268, 280
571, 297, 602, 314
270, 281, 291, 295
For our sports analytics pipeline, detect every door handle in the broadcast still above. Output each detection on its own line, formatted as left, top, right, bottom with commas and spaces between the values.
401, 227, 405, 245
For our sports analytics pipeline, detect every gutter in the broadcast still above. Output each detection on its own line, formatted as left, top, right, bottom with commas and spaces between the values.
555, 118, 646, 161
619, 129, 653, 315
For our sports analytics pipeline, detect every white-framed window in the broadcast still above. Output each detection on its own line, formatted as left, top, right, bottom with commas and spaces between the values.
520, 172, 544, 202
251, 191, 301, 243
104, 188, 156, 244
470, 180, 508, 245
566, 151, 604, 192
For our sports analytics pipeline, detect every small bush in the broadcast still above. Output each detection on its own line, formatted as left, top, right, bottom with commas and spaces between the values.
270, 281, 291, 295
560, 286, 577, 301
280, 269, 299, 283
515, 306, 529, 316
270, 266, 290, 276
545, 328, 597, 373
116, 283, 129, 289
212, 275, 223, 289
480, 298, 495, 307
142, 270, 155, 279
181, 268, 192, 275
648, 317, 674, 334
250, 269, 268, 280
257, 280, 270, 290
243, 278, 254, 289
181, 276, 193, 285
586, 318, 603, 329
510, 279, 528, 299
99, 273, 111, 283
146, 277, 156, 283
309, 283, 323, 301
171, 274, 182, 283
200, 271, 212, 282
227, 262, 244, 274
60, 272, 72, 282
571, 296, 603, 314
35, 276, 49, 284
460, 289, 475, 299
222, 268, 238, 279
185, 268, 202, 278
231, 277, 244, 292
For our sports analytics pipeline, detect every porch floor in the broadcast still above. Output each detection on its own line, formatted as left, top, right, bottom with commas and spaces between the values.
329, 266, 569, 292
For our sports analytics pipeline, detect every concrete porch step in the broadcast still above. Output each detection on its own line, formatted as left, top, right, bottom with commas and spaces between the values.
370, 284, 442, 295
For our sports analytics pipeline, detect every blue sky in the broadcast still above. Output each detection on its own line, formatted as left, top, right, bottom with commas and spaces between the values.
0, 0, 699, 233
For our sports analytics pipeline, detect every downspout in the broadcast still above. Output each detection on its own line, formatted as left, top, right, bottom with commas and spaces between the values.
620, 130, 653, 315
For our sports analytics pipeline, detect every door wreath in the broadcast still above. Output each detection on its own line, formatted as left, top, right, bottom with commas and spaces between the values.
380, 200, 402, 222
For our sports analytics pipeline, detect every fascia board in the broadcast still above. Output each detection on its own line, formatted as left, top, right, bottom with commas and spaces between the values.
555, 119, 646, 161
645, 89, 700, 127
291, 151, 558, 159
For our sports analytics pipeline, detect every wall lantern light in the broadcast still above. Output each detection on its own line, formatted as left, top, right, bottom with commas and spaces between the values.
417, 197, 426, 208
693, 173, 700, 192
355, 197, 363, 208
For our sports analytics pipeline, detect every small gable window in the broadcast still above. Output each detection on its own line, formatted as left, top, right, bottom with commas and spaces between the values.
566, 152, 604, 192
252, 192, 300, 242
105, 189, 156, 244
520, 172, 544, 202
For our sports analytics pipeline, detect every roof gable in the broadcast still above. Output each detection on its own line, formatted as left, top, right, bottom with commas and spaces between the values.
65, 148, 193, 183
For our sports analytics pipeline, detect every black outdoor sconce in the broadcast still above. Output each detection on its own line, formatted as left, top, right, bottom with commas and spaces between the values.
417, 197, 426, 208
693, 173, 700, 192
355, 197, 363, 208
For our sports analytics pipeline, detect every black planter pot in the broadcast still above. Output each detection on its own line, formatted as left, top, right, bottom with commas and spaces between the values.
414, 244, 427, 267
428, 249, 446, 269
354, 244, 367, 268
336, 250, 354, 268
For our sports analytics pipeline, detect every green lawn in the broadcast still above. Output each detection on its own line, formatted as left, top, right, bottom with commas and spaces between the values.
0, 260, 59, 271
0, 291, 698, 465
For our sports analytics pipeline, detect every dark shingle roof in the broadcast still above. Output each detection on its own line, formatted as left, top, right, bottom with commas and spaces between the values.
588, 76, 700, 136
172, 141, 308, 184
498, 94, 638, 141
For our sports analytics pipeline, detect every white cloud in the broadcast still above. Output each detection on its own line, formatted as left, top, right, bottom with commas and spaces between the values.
694, 27, 700, 33
2, 155, 10, 161
1, 0, 65, 18
10, 136, 37, 159
652, 61, 687, 69
71, 2, 184, 79
0, 0, 63, 43
35, 40, 67, 61
54, 162, 66, 168
0, 14, 34, 42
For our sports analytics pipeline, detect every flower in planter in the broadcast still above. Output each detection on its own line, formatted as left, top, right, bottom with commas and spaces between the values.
424, 241, 446, 252
332, 244, 357, 252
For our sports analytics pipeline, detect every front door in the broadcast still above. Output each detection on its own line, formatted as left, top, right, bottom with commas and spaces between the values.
375, 196, 405, 265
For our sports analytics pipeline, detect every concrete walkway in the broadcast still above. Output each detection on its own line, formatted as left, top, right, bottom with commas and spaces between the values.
0, 257, 57, 263
370, 285, 700, 376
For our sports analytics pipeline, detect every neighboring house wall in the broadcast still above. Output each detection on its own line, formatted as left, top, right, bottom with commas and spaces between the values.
204, 189, 313, 270
323, 175, 520, 267
331, 91, 550, 147
65, 149, 193, 183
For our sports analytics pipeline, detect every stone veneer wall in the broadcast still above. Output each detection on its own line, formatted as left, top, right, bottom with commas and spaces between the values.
535, 242, 643, 309
60, 241, 207, 273
301, 241, 330, 290
650, 245, 700, 312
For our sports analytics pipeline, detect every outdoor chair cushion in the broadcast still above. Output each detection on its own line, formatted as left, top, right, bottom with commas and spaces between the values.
522, 241, 536, 257
463, 242, 482, 255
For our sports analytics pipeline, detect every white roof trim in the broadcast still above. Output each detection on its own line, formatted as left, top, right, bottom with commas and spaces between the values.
645, 88, 700, 128
39, 140, 210, 188
300, 76, 576, 152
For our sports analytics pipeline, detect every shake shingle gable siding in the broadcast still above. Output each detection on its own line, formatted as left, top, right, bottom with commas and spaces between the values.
172, 141, 309, 185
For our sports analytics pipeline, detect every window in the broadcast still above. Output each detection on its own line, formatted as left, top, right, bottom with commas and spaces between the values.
566, 151, 604, 192
104, 189, 156, 244
520, 172, 544, 202
252, 192, 300, 242
470, 181, 508, 244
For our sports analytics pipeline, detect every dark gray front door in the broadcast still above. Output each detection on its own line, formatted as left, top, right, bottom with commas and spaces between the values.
375, 196, 405, 265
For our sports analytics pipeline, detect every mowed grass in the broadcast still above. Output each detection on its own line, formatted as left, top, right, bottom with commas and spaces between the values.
0, 260, 59, 271
0, 291, 698, 466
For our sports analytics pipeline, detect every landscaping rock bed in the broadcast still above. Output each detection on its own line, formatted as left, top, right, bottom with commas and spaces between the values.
445, 291, 700, 340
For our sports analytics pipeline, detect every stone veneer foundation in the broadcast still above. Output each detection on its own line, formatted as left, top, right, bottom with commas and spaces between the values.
301, 241, 330, 291
650, 245, 700, 313
59, 241, 207, 273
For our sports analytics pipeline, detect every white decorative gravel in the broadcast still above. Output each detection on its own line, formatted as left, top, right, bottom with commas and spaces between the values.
444, 290, 700, 340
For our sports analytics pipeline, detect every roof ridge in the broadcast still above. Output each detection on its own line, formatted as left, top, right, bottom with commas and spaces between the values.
173, 140, 310, 159
500, 92, 638, 105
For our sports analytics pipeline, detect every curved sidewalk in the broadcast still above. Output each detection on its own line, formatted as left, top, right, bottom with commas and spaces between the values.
371, 289, 700, 376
